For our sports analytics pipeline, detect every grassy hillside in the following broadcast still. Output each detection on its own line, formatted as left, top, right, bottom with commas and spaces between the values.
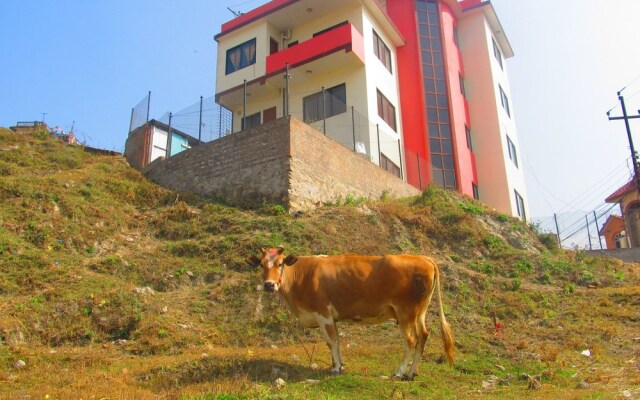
0, 127, 638, 399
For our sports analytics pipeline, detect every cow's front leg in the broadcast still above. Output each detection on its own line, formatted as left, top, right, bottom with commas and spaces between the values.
316, 313, 344, 374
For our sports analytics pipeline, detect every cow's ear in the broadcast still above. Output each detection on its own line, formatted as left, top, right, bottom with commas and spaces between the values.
246, 256, 261, 267
284, 255, 298, 266
276, 245, 285, 255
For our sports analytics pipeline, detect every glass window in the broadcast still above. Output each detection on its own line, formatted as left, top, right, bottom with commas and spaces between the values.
242, 112, 261, 130
515, 190, 526, 221
377, 90, 397, 131
373, 30, 393, 73
472, 183, 479, 200
499, 85, 511, 117
465, 126, 473, 151
225, 38, 257, 75
303, 84, 346, 123
492, 38, 503, 69
507, 134, 518, 167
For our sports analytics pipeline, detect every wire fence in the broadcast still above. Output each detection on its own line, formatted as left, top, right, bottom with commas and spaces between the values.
530, 156, 634, 250
128, 93, 233, 143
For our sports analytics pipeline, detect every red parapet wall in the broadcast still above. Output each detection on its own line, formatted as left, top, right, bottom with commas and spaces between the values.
266, 23, 364, 75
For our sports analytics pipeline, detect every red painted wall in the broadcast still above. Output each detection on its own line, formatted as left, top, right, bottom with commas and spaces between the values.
386, 0, 430, 189
440, 2, 476, 196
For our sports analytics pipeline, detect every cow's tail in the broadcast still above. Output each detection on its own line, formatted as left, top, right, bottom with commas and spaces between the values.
434, 263, 455, 365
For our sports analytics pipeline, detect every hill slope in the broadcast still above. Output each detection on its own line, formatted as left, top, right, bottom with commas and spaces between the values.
0, 128, 639, 399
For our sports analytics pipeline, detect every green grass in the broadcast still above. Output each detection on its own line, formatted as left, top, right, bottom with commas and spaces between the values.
0, 128, 639, 399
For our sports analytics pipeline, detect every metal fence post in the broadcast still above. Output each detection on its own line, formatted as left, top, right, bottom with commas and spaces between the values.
376, 124, 381, 166
146, 91, 151, 123
351, 106, 356, 151
593, 211, 603, 249
322, 86, 326, 134
585, 215, 592, 250
417, 154, 422, 190
198, 96, 203, 143
398, 139, 404, 180
285, 63, 290, 117
219, 105, 222, 139
243, 80, 247, 130
166, 112, 173, 159
554, 213, 561, 247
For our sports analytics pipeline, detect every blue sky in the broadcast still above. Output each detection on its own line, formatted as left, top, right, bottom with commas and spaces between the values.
2, 0, 640, 238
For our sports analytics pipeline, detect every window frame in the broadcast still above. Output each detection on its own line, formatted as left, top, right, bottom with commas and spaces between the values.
506, 134, 518, 167
373, 30, 393, 73
303, 83, 347, 123
380, 153, 401, 178
515, 190, 526, 221
225, 38, 257, 75
376, 89, 397, 131
499, 85, 511, 117
241, 112, 261, 130
492, 37, 503, 70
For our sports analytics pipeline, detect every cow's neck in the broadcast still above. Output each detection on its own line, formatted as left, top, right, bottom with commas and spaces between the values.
277, 266, 295, 305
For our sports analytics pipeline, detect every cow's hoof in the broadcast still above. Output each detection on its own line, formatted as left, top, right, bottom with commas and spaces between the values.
330, 369, 342, 375
401, 374, 416, 381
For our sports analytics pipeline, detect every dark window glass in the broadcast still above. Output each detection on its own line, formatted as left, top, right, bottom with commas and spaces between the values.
459, 74, 466, 97
443, 156, 455, 170
430, 138, 441, 152
288, 40, 299, 48
465, 126, 473, 151
431, 154, 442, 168
499, 85, 511, 117
373, 30, 393, 73
472, 183, 479, 200
377, 90, 397, 131
492, 38, 503, 69
303, 84, 346, 123
427, 108, 438, 121
444, 171, 456, 189
241, 112, 261, 130
426, 94, 437, 107
515, 190, 526, 221
440, 124, 451, 138
428, 124, 440, 138
453, 26, 459, 47
225, 38, 257, 75
507, 135, 518, 167
441, 139, 452, 153
313, 21, 348, 37
380, 153, 401, 178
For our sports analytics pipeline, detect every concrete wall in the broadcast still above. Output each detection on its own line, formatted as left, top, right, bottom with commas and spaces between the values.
142, 116, 419, 210
587, 248, 640, 264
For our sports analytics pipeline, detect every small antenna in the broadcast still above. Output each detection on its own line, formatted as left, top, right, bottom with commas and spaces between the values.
227, 7, 242, 17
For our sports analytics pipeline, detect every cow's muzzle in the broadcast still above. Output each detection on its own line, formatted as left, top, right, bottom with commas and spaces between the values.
264, 281, 277, 292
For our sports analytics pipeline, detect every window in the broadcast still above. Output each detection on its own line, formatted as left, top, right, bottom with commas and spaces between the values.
380, 153, 401, 178
241, 112, 261, 130
453, 26, 459, 47
287, 40, 299, 48
226, 38, 257, 75
515, 190, 526, 221
270, 38, 278, 55
459, 74, 466, 97
472, 183, 479, 200
376, 90, 397, 131
499, 85, 511, 117
492, 38, 503, 69
465, 126, 473, 151
373, 30, 392, 73
506, 135, 518, 167
417, 0, 457, 190
303, 84, 347, 123
313, 21, 348, 37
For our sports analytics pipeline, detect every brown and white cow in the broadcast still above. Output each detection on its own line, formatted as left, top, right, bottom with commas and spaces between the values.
247, 246, 454, 380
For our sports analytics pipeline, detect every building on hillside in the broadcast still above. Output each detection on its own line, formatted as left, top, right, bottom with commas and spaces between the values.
214, 0, 529, 219
10, 121, 49, 135
605, 178, 640, 247
124, 119, 200, 170
598, 214, 628, 249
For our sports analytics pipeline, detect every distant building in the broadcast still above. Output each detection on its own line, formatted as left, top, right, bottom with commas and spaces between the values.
9, 121, 49, 135
213, 0, 529, 219
598, 214, 628, 249
605, 178, 640, 247
124, 119, 200, 170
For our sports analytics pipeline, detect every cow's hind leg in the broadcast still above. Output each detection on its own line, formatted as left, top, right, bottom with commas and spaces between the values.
316, 314, 344, 374
407, 310, 429, 380
393, 314, 418, 380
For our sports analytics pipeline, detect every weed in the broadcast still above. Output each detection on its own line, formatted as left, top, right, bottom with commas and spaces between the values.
272, 204, 286, 215
457, 200, 484, 215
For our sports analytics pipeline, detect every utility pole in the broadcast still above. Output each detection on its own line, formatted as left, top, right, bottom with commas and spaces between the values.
607, 91, 640, 191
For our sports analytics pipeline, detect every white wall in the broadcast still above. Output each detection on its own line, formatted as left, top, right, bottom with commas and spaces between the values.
459, 10, 529, 219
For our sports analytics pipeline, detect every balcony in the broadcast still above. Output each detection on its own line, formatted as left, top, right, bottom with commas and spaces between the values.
266, 23, 365, 76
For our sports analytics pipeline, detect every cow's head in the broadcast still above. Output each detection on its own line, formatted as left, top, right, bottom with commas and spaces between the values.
247, 246, 297, 292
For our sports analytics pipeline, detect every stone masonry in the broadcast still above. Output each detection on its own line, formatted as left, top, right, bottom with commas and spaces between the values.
141, 116, 420, 211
